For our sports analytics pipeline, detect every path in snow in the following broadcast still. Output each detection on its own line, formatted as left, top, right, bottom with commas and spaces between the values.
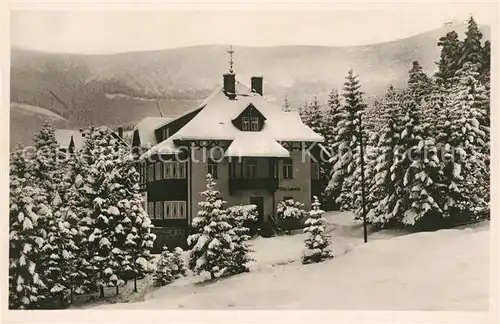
92, 212, 489, 310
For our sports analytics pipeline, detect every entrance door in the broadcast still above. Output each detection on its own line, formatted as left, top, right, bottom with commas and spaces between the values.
249, 196, 264, 229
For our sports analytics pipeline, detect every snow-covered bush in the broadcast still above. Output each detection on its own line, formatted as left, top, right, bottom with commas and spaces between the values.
302, 196, 333, 264
154, 247, 187, 287
276, 199, 306, 234
187, 174, 235, 280
226, 205, 256, 274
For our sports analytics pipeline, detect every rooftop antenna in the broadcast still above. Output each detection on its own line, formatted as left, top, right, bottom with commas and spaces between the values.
226, 45, 235, 74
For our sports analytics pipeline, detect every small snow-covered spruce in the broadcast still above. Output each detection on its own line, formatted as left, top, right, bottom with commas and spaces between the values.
302, 197, 333, 264
154, 247, 187, 287
300, 97, 327, 138
30, 121, 64, 197
187, 174, 235, 280
276, 199, 306, 234
226, 205, 257, 275
9, 144, 51, 309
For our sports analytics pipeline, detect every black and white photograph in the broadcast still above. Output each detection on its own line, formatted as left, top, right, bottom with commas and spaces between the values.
4, 1, 497, 319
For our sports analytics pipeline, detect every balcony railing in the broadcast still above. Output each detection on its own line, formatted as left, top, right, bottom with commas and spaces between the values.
229, 177, 279, 194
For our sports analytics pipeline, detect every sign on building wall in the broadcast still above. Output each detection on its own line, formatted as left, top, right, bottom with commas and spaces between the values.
277, 186, 302, 192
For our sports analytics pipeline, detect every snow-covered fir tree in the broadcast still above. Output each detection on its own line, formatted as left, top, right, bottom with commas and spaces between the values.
327, 69, 366, 210
187, 174, 235, 280
480, 40, 491, 86
459, 16, 485, 70
226, 205, 256, 275
408, 61, 434, 104
30, 121, 64, 200
323, 89, 343, 147
299, 96, 326, 137
153, 247, 187, 287
435, 31, 463, 87
80, 127, 128, 296
9, 144, 51, 309
367, 87, 406, 227
399, 95, 443, 227
302, 196, 333, 264
29, 123, 75, 305
113, 157, 156, 291
437, 63, 490, 219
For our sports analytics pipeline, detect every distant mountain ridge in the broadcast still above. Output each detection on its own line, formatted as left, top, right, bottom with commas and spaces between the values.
10, 23, 490, 147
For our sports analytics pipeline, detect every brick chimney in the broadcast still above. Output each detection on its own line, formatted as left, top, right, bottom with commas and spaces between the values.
118, 126, 123, 139
251, 76, 263, 95
223, 73, 236, 99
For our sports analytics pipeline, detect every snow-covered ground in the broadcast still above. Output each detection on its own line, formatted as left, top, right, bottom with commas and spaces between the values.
11, 102, 68, 121
89, 211, 490, 310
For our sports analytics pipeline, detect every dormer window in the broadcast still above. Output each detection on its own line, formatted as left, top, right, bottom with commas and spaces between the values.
232, 103, 266, 132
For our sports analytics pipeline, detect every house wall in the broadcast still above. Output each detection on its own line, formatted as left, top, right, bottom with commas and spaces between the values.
147, 144, 314, 252
190, 146, 313, 224
275, 150, 312, 210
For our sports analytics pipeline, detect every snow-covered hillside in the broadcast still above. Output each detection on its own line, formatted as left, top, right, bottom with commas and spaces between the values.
91, 212, 489, 311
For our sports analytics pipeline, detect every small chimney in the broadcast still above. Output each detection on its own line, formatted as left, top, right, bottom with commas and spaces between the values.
223, 73, 236, 99
251, 76, 263, 96
118, 127, 123, 139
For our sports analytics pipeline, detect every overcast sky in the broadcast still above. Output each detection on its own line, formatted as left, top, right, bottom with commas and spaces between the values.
10, 2, 497, 54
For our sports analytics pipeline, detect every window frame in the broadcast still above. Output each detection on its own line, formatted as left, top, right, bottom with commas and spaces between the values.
163, 201, 187, 219
148, 202, 155, 218
311, 162, 320, 180
163, 162, 172, 179
208, 159, 218, 179
155, 201, 163, 219
283, 158, 293, 179
250, 116, 259, 131
243, 158, 258, 178
242, 117, 250, 131
162, 128, 169, 141
178, 161, 186, 178
147, 164, 154, 182
154, 162, 162, 180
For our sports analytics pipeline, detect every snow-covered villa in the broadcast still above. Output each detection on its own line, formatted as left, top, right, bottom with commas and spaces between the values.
133, 69, 325, 250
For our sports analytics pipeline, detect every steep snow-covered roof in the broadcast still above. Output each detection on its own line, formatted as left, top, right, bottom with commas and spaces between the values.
55, 129, 84, 150
224, 132, 290, 158
134, 117, 174, 146
140, 79, 323, 159
139, 137, 182, 159
171, 81, 323, 142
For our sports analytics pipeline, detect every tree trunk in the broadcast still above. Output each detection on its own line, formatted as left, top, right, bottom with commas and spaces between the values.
60, 292, 65, 309
99, 285, 104, 298
116, 285, 119, 296
70, 287, 74, 305
134, 278, 138, 293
